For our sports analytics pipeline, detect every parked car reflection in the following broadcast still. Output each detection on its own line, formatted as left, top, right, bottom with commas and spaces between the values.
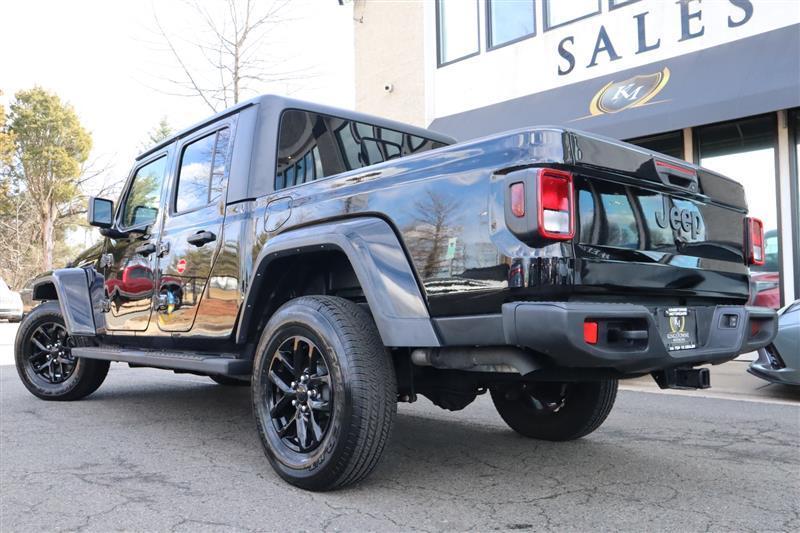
105, 262, 195, 314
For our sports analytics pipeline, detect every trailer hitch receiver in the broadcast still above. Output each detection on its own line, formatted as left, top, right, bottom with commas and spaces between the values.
651, 367, 711, 390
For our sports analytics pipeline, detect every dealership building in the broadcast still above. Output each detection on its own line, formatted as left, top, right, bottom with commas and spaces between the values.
351, 0, 800, 307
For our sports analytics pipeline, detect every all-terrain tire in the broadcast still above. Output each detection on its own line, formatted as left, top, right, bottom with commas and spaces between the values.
15, 301, 110, 401
490, 380, 618, 441
252, 296, 396, 491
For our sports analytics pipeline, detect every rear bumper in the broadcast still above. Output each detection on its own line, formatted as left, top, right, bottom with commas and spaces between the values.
502, 302, 777, 374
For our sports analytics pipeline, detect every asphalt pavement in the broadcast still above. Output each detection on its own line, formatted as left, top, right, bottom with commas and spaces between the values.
1, 321, 798, 532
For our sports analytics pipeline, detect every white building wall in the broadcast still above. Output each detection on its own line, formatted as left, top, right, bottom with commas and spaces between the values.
425, 0, 800, 124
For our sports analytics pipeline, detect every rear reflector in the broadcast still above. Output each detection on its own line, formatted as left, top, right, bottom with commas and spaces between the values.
746, 217, 765, 266
510, 182, 525, 217
538, 169, 574, 240
584, 321, 598, 344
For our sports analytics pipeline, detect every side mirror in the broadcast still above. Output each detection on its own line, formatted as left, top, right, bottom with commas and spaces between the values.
88, 197, 114, 228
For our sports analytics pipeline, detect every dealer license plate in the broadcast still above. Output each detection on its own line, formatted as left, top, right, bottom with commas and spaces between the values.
656, 307, 697, 351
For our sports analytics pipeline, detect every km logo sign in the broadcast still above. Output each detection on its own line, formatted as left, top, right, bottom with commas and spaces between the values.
589, 67, 670, 116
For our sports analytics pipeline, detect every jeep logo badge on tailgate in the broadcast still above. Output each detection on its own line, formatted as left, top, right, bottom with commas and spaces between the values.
655, 196, 703, 240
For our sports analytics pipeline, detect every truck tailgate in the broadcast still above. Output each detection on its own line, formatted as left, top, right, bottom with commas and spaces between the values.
567, 131, 750, 302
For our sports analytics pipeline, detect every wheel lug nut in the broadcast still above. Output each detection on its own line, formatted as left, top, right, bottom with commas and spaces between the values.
291, 399, 297, 406
290, 381, 296, 389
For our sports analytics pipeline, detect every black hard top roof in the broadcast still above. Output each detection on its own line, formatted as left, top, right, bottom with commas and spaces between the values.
137, 94, 456, 161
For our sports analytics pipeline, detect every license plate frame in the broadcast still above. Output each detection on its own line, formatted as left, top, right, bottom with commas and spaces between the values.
656, 307, 697, 351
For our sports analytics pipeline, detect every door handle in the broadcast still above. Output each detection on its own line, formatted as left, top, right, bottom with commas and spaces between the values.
157, 241, 170, 258
135, 242, 156, 256
187, 230, 216, 247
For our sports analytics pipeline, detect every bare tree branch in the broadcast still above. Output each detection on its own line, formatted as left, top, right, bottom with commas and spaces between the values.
153, 12, 218, 113
149, 0, 302, 112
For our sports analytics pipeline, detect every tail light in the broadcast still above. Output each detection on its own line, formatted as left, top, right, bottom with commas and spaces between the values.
538, 169, 574, 240
746, 217, 764, 266
504, 167, 575, 245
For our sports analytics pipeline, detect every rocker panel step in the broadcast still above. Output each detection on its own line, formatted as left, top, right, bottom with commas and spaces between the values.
71, 346, 252, 376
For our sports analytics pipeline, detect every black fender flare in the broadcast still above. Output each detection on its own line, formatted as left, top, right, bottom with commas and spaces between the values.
236, 217, 441, 347
31, 268, 106, 336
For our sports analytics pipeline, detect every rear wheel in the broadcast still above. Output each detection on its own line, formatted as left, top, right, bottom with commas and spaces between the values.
490, 380, 617, 441
14, 302, 109, 401
252, 296, 396, 491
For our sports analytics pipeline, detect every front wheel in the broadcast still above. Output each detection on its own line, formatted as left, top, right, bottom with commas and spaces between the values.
14, 302, 109, 401
490, 380, 618, 441
252, 296, 396, 491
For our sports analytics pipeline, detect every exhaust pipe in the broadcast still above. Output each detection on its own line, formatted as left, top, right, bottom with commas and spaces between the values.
410, 347, 542, 375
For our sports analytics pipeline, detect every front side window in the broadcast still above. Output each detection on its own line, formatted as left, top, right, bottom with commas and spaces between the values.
437, 0, 479, 65
275, 110, 447, 191
175, 128, 231, 213
121, 156, 168, 228
488, 0, 536, 49
544, 0, 601, 30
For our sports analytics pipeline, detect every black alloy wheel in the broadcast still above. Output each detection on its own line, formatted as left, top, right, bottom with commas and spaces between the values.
265, 336, 333, 453
15, 301, 109, 401
252, 296, 396, 491
24, 322, 77, 384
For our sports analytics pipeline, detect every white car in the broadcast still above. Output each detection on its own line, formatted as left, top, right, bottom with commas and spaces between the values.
0, 277, 23, 322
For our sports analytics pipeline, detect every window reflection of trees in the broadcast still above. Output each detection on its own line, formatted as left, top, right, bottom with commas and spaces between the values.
403, 190, 463, 279
176, 128, 230, 213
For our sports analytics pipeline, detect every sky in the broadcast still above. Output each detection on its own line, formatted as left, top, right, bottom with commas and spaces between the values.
0, 0, 355, 192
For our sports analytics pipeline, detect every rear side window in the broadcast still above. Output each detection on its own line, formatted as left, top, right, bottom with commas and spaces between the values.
175, 128, 230, 213
275, 110, 446, 190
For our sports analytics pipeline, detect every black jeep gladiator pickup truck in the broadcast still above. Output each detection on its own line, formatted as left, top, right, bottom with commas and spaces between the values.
15, 95, 777, 490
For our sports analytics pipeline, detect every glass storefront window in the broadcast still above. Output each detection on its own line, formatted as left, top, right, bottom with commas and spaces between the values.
544, 0, 601, 30
488, 0, 536, 49
627, 130, 684, 160
609, 0, 641, 8
793, 108, 800, 302
795, 109, 800, 226
437, 0, 480, 66
697, 114, 781, 308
